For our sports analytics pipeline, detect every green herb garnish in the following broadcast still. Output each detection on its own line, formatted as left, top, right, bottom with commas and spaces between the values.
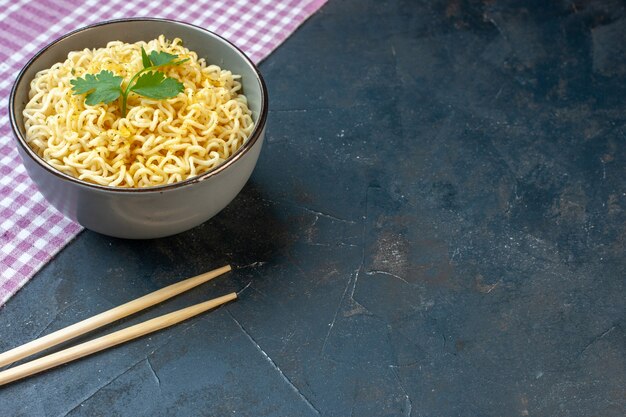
70, 70, 123, 106
70, 47, 189, 117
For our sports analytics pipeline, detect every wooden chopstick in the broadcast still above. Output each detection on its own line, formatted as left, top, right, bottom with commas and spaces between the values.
0, 292, 236, 387
0, 265, 231, 368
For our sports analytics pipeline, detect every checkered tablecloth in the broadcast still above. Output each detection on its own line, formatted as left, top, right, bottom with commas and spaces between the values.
0, 0, 327, 306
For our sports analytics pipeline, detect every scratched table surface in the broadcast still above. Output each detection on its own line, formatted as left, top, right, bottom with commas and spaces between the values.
1, 0, 625, 416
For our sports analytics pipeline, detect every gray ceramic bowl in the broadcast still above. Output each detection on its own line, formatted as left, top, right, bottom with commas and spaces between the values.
10, 18, 267, 239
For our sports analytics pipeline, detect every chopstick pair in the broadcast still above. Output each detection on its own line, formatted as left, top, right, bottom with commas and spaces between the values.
0, 265, 235, 387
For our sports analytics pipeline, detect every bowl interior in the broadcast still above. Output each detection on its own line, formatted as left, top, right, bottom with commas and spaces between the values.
11, 18, 265, 189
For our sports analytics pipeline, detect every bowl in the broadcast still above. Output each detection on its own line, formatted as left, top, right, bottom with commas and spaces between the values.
9, 18, 268, 239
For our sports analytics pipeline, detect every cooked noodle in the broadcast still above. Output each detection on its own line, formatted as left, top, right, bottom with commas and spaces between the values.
23, 35, 254, 188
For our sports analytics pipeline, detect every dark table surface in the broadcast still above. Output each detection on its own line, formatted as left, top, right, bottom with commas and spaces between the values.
2, 0, 625, 416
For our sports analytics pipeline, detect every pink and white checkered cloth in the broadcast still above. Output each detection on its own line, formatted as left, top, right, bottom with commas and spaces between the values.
0, 0, 327, 306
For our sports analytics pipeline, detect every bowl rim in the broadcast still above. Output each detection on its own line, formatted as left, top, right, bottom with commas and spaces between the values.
9, 17, 268, 194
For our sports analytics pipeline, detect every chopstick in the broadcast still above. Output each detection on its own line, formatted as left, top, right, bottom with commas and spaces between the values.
0, 292, 237, 387
0, 265, 231, 368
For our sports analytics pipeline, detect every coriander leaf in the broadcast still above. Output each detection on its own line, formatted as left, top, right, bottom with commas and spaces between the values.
148, 50, 179, 67
130, 71, 184, 99
141, 47, 152, 69
148, 50, 190, 67
70, 70, 123, 105
171, 57, 190, 66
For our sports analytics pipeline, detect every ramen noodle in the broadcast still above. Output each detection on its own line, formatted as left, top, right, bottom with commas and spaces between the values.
23, 36, 254, 188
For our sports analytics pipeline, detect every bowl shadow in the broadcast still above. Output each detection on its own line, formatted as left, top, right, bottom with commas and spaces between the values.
89, 180, 289, 291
